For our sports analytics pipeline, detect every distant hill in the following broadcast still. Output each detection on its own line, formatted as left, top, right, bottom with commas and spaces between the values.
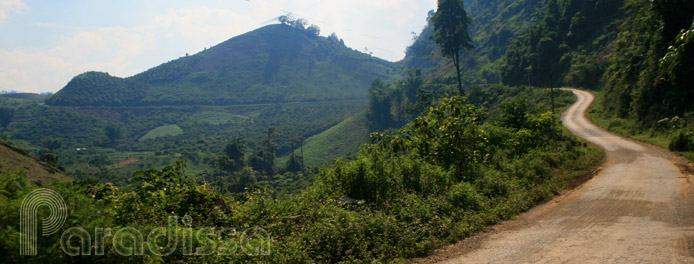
0, 93, 48, 102
46, 24, 398, 107
280, 0, 547, 165
0, 139, 67, 185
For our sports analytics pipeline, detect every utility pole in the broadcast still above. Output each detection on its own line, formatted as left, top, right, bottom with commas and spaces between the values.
300, 137, 305, 169
549, 74, 556, 145
550, 74, 555, 115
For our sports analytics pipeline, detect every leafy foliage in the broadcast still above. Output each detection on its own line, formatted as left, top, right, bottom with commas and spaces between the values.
598, 0, 694, 150
500, 0, 623, 88
1, 97, 365, 186
366, 68, 426, 130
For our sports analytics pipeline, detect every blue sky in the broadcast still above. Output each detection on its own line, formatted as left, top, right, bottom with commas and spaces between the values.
0, 0, 436, 93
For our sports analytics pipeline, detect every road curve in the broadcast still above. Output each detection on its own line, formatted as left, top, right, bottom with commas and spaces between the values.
425, 89, 694, 263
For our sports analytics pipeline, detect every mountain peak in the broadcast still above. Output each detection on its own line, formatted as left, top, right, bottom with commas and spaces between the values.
46, 24, 397, 107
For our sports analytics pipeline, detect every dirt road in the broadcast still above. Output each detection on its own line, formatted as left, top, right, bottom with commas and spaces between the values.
422, 89, 694, 263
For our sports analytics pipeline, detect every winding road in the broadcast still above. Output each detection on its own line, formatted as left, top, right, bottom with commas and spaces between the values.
423, 89, 694, 263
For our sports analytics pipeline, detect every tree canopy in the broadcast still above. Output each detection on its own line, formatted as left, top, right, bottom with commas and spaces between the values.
431, 0, 473, 95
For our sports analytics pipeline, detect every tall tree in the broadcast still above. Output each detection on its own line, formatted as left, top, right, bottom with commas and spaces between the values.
250, 127, 278, 174
217, 137, 246, 173
431, 0, 473, 95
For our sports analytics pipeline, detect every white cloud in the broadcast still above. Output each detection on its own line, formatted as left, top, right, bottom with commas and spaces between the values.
277, 0, 435, 60
0, 6, 244, 93
0, 0, 28, 20
0, 26, 157, 92
150, 6, 262, 55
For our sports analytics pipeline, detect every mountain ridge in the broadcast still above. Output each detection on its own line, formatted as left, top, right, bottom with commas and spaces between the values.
46, 24, 399, 107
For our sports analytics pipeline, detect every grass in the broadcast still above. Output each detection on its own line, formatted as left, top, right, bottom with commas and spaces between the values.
139, 125, 183, 141
280, 109, 369, 166
188, 110, 248, 125
0, 139, 68, 184
587, 90, 694, 162
556, 135, 606, 189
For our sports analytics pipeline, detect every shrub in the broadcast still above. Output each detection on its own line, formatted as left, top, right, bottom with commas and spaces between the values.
448, 182, 485, 211
669, 131, 693, 151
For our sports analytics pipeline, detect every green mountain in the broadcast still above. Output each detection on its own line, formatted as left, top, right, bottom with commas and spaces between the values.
403, 0, 544, 83
282, 0, 549, 165
46, 24, 398, 107
499, 0, 624, 89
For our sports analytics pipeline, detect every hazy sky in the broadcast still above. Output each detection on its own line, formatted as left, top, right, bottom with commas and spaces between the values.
0, 0, 436, 93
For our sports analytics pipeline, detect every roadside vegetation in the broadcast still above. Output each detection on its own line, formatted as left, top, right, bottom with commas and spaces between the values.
586, 0, 694, 162
589, 91, 694, 162
0, 90, 603, 263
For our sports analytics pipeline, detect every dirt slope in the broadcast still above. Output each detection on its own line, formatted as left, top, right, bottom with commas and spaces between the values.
0, 139, 67, 185
421, 89, 694, 263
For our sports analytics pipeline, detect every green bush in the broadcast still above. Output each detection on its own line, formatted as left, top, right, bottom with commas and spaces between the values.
669, 131, 693, 151
448, 182, 485, 211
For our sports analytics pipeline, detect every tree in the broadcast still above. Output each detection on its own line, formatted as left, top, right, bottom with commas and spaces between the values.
249, 127, 277, 174
307, 25, 320, 36
367, 79, 394, 128
403, 68, 423, 102
284, 138, 304, 172
430, 0, 473, 95
0, 107, 14, 130
104, 124, 123, 144
88, 154, 111, 170
225, 138, 245, 164
41, 137, 62, 151
292, 18, 308, 30
278, 15, 294, 25
216, 138, 246, 173
328, 32, 344, 45
285, 152, 303, 172
652, 0, 694, 42
39, 149, 60, 167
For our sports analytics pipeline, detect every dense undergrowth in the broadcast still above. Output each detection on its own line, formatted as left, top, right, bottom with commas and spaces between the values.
1, 94, 603, 263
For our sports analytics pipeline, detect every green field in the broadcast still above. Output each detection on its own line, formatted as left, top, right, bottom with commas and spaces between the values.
188, 111, 249, 125
295, 110, 369, 166
139, 125, 183, 141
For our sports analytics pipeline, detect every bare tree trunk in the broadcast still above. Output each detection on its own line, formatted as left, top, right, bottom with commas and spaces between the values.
453, 52, 463, 95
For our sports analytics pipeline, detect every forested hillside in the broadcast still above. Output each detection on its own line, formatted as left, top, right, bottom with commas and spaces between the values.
493, 0, 693, 124
403, 0, 544, 84
500, 0, 623, 89
483, 0, 693, 157
602, 0, 694, 122
46, 24, 397, 106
